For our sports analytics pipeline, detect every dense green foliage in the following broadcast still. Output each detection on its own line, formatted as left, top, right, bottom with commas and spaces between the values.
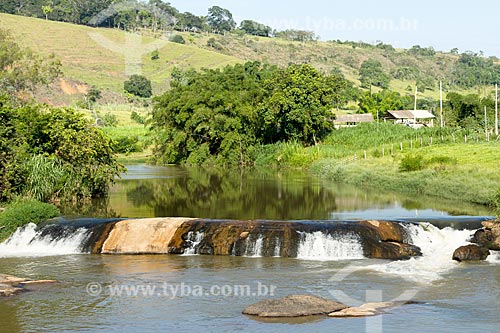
0, 97, 123, 202
151, 62, 350, 165
239, 20, 272, 37
258, 64, 344, 145
0, 199, 59, 241
207, 5, 236, 33
124, 74, 153, 98
359, 59, 390, 89
151, 62, 275, 165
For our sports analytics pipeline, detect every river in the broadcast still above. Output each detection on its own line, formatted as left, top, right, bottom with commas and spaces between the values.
0, 165, 499, 333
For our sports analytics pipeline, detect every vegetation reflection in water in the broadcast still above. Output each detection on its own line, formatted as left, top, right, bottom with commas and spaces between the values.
93, 165, 494, 220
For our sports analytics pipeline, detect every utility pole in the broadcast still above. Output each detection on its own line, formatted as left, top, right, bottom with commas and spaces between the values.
495, 83, 498, 136
485, 106, 489, 141
440, 81, 444, 127
414, 85, 418, 126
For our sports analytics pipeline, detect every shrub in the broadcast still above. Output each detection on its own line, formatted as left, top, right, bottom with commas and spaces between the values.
130, 111, 146, 124
113, 136, 142, 154
102, 113, 118, 127
0, 199, 60, 241
399, 154, 425, 172
151, 49, 160, 60
124, 75, 153, 98
170, 35, 185, 44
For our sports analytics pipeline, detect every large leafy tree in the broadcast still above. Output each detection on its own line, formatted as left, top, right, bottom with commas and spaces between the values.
151, 62, 276, 165
258, 64, 344, 145
358, 90, 409, 116
239, 20, 272, 37
206, 6, 236, 32
359, 59, 390, 89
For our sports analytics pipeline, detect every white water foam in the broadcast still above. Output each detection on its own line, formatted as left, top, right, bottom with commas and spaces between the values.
486, 250, 500, 263
273, 237, 281, 257
183, 231, 204, 255
243, 235, 264, 257
367, 223, 475, 283
0, 223, 90, 258
296, 231, 365, 261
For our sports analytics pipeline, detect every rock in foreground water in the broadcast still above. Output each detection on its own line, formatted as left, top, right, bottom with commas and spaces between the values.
243, 295, 348, 317
0, 274, 57, 297
452, 244, 490, 262
328, 301, 411, 317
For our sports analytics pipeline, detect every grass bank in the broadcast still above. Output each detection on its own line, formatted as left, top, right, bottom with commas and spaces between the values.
0, 199, 60, 241
255, 123, 500, 209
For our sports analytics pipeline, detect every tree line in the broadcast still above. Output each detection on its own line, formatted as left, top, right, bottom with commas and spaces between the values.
0, 0, 312, 40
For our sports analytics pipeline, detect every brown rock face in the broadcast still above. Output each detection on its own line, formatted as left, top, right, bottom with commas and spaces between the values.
452, 244, 490, 262
243, 295, 348, 317
101, 218, 195, 254
471, 220, 500, 251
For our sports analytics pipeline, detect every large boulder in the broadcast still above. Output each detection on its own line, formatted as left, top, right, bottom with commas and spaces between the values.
452, 244, 490, 262
243, 295, 348, 317
471, 220, 500, 251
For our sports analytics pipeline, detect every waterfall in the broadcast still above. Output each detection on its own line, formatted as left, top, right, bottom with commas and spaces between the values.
0, 223, 91, 258
367, 223, 477, 283
273, 237, 281, 257
296, 231, 365, 261
243, 234, 264, 257
183, 231, 204, 255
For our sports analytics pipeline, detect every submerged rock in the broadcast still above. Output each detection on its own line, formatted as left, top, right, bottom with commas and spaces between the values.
452, 244, 490, 262
0, 274, 57, 297
329, 301, 411, 317
243, 295, 348, 317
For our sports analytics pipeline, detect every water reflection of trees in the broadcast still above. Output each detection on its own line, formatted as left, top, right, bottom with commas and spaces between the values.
125, 167, 339, 220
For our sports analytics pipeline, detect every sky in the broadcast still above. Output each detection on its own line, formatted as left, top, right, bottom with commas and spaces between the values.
168, 0, 500, 56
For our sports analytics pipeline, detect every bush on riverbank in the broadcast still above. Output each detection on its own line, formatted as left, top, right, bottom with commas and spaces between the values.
0, 97, 124, 203
0, 199, 59, 241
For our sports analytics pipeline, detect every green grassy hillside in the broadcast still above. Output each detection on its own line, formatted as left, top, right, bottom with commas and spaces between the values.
0, 13, 240, 95
0, 12, 487, 101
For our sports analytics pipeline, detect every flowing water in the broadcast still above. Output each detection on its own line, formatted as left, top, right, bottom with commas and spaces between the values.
1, 165, 499, 333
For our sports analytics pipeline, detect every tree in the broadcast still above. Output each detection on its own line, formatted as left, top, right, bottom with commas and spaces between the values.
85, 86, 102, 109
359, 60, 390, 89
258, 64, 344, 145
124, 74, 153, 98
41, 1, 53, 20
151, 62, 276, 165
206, 6, 236, 32
239, 20, 272, 37
358, 90, 409, 116
275, 30, 316, 42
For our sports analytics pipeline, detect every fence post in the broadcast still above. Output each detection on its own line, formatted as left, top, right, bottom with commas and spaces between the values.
464, 135, 467, 143
400, 142, 403, 151
420, 137, 423, 147
430, 137, 433, 145
364, 150, 367, 160
382, 148, 385, 157
410, 140, 413, 149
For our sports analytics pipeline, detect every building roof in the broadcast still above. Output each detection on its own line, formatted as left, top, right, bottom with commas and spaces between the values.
336, 114, 374, 123
386, 110, 435, 119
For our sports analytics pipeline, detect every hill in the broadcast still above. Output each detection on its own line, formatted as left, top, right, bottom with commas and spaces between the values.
0, 12, 494, 104
0, 13, 240, 99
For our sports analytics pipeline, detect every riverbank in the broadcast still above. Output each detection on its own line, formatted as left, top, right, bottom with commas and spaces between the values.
254, 124, 500, 210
